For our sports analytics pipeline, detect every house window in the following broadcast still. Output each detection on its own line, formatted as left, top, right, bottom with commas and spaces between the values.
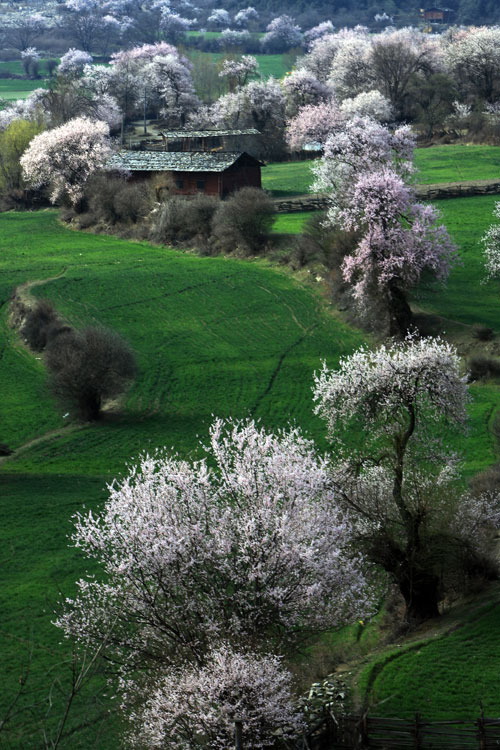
197, 180, 205, 191
176, 178, 184, 189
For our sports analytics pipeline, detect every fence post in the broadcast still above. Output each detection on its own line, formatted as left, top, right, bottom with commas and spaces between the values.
414, 712, 422, 749
234, 720, 243, 750
477, 702, 486, 750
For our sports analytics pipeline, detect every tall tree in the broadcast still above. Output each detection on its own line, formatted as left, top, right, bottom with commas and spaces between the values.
313, 336, 500, 623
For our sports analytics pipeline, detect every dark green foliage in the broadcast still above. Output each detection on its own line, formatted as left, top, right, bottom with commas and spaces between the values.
473, 326, 495, 342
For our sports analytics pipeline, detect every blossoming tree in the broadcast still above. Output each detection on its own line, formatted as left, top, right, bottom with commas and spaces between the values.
129, 646, 304, 749
20, 116, 111, 205
55, 418, 372, 671
313, 335, 500, 622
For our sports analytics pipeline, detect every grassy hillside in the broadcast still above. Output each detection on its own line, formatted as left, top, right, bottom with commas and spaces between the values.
3, 151, 500, 743
0, 210, 367, 746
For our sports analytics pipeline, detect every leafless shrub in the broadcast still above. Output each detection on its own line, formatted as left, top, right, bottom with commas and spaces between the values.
45, 326, 137, 421
211, 187, 274, 255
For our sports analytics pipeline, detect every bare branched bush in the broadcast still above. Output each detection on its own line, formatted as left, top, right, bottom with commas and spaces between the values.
45, 326, 137, 421
151, 194, 218, 247
21, 299, 60, 352
211, 187, 275, 255
85, 175, 154, 226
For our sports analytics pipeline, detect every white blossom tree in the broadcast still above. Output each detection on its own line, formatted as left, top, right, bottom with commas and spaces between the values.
482, 200, 500, 278
445, 26, 500, 103
304, 21, 335, 48
218, 55, 258, 91
282, 69, 333, 118
234, 6, 259, 28
129, 646, 304, 749
207, 8, 230, 28
261, 15, 303, 53
313, 336, 500, 623
339, 90, 393, 122
55, 418, 372, 672
371, 28, 443, 116
58, 48, 94, 76
20, 116, 111, 205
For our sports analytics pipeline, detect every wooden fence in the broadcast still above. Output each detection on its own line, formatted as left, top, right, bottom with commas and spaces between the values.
296, 712, 500, 750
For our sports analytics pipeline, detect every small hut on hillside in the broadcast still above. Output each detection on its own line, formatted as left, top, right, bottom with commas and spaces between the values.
106, 150, 263, 198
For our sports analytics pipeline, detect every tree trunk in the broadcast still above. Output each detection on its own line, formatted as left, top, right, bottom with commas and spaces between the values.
386, 283, 413, 338
399, 566, 441, 623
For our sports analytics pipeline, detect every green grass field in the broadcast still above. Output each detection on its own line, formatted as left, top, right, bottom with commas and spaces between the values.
0, 210, 367, 746
414, 144, 500, 184
358, 598, 500, 719
4, 147, 500, 742
0, 60, 51, 101
272, 211, 315, 234
263, 145, 500, 201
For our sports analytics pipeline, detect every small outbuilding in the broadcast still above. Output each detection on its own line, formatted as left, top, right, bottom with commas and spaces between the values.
422, 7, 453, 23
106, 150, 263, 198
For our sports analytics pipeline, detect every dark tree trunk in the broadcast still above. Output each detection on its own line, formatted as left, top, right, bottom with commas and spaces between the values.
386, 283, 413, 338
398, 566, 441, 623
369, 535, 440, 624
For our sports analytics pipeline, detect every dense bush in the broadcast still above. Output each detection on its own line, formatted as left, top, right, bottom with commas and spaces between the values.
45, 326, 137, 421
211, 187, 275, 255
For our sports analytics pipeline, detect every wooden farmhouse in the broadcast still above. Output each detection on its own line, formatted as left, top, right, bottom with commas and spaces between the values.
106, 150, 263, 198
422, 7, 453, 23
106, 128, 264, 198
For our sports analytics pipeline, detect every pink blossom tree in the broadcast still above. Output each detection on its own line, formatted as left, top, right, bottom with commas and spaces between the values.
313, 335, 500, 623
337, 167, 455, 334
55, 418, 372, 672
285, 100, 344, 151
312, 116, 415, 199
312, 120, 455, 334
129, 646, 304, 749
20, 116, 111, 205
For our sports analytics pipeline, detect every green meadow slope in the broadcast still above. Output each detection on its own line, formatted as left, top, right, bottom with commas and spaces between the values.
3, 146, 500, 744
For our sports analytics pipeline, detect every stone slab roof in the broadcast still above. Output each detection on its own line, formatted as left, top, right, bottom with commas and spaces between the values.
106, 151, 258, 173
160, 129, 260, 138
